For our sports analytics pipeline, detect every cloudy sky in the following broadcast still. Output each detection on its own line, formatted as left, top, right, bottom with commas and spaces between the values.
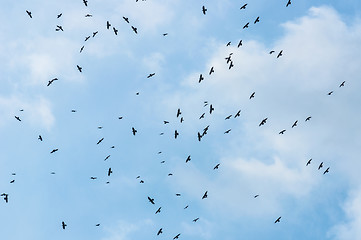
1, 0, 361, 239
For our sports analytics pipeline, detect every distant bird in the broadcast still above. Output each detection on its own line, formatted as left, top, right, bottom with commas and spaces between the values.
71, 109, 77, 113
10, 180, 15, 184
56, 25, 64, 31
140, 180, 144, 183
50, 172, 56, 175
38, 135, 43, 141
92, 31, 98, 37
339, 81, 345, 87
249, 92, 255, 99
131, 26, 138, 34
147, 73, 155, 78
80, 46, 84, 53
279, 129, 286, 134
225, 115, 232, 120
50, 149, 58, 154
57, 13, 62, 18
132, 127, 137, 135
155, 207, 161, 214
306, 158, 312, 166
106, 21, 111, 29
104, 155, 110, 161
197, 132, 202, 141
269, 50, 275, 54
148, 196, 155, 204
123, 16, 129, 23
254, 16, 260, 24
163, 33, 168, 36
202, 191, 208, 199
90, 177, 97, 180
180, 117, 184, 123
213, 163, 220, 170
163, 121, 169, 124
254, 194, 259, 198
83, 0, 88, 7
193, 217, 200, 222
277, 50, 283, 58
259, 118, 268, 126
305, 116, 312, 121
173, 233, 181, 239
168, 173, 173, 176
274, 216, 281, 223
77, 65, 82, 72
62, 221, 67, 229
228, 61, 234, 69
209, 104, 214, 114
85, 36, 90, 41
240, 3, 247, 9
47, 77, 58, 86
237, 40, 243, 48
327, 91, 333, 95
225, 55, 232, 64
199, 74, 204, 83
318, 162, 323, 170
108, 168, 112, 176
2, 194, 8, 203
15, 116, 21, 121
157, 228, 163, 235
286, 0, 291, 7
234, 110, 241, 118
199, 113, 205, 119
186, 155, 191, 163
243, 22, 249, 29
226, 41, 231, 46
113, 27, 118, 35
85, 14, 92, 17
292, 120, 298, 128
224, 129, 231, 134
176, 193, 181, 196
202, 6, 207, 15
26, 10, 32, 18
177, 108, 182, 118
95, 224, 100, 227
97, 138, 104, 145
323, 167, 330, 175
209, 67, 214, 75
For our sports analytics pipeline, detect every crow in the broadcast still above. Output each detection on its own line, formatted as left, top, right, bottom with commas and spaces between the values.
226, 41, 231, 46
259, 118, 268, 126
155, 207, 161, 214
108, 168, 112, 176
323, 167, 330, 174
85, 36, 90, 41
113, 27, 118, 35
57, 13, 62, 18
80, 46, 84, 53
123, 16, 129, 23
199, 74, 204, 83
62, 221, 67, 229
90, 177, 97, 180
197, 132, 202, 141
83, 0, 88, 7
240, 3, 247, 9
243, 22, 249, 29
225, 115, 232, 120
209, 67, 214, 75
173, 233, 181, 239
277, 50, 283, 58
202, 191, 208, 199
199, 113, 205, 119
306, 159, 312, 166
77, 65, 82, 72
148, 196, 155, 204
286, 0, 291, 7
177, 108, 181, 117
234, 110, 241, 118
104, 155, 110, 161
224, 129, 231, 134
47, 77, 58, 86
50, 149, 58, 154
327, 91, 333, 95
147, 73, 155, 78
249, 92, 255, 99
318, 162, 323, 170
15, 116, 21, 121
85, 14, 92, 17
213, 163, 220, 170
269, 50, 275, 54
254, 194, 259, 198
56, 25, 64, 31
131, 26, 138, 34
193, 218, 199, 222
339, 81, 345, 87
274, 216, 281, 223
237, 40, 243, 48
38, 135, 43, 141
10, 180, 15, 183
292, 120, 298, 128
209, 104, 214, 114
254, 16, 260, 24
186, 155, 191, 163
26, 10, 32, 18
279, 129, 286, 134
305, 116, 312, 121
157, 228, 163, 235
164, 121, 169, 124
202, 6, 207, 15
92, 31, 98, 37
132, 127, 137, 135
106, 21, 111, 29
175, 130, 179, 138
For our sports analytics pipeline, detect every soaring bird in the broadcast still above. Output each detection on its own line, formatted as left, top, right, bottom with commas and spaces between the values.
175, 130, 179, 139
132, 127, 137, 135
269, 50, 275, 54
123, 16, 129, 23
234, 110, 241, 118
95, 223, 100, 226
254, 194, 259, 198
224, 129, 231, 134
327, 91, 333, 95
106, 21, 111, 29
209, 104, 214, 114
104, 155, 110, 161
306, 159, 312, 166
80, 46, 84, 53
155, 207, 161, 214
57, 13, 62, 18
2, 193, 8, 203
254, 16, 260, 24
243, 22, 249, 29
197, 132, 202, 141
164, 121, 169, 124
177, 108, 181, 117
92, 31, 98, 37
339, 81, 345, 87
38, 135, 43, 141
47, 77, 58, 86
305, 116, 312, 121
202, 6, 207, 15
56, 25, 64, 31
318, 162, 323, 170
10, 180, 15, 183
279, 129, 286, 134
225, 115, 232, 120
173, 233, 181, 239
90, 177, 97, 180
26, 10, 32, 18
15, 116, 21, 121
199, 74, 204, 83
274, 216, 281, 223
147, 73, 155, 78
292, 120, 298, 128
323, 167, 330, 174
148, 196, 155, 204
131, 26, 138, 34
157, 228, 163, 235
286, 0, 291, 7
85, 36, 90, 41
240, 3, 247, 9
193, 217, 200, 222
226, 41, 231, 46
113, 27, 118, 35
249, 92, 255, 99
97, 138, 104, 144
277, 50, 283, 58
259, 118, 268, 126
237, 40, 243, 48
83, 0, 88, 6
108, 168, 112, 176
77, 65, 82, 72
62, 221, 67, 229
202, 191, 208, 199
85, 14, 92, 17
213, 163, 220, 170
209, 67, 214, 75
199, 113, 205, 119
50, 149, 58, 154
186, 155, 191, 163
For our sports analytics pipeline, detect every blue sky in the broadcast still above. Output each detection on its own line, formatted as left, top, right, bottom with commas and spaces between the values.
1, 0, 361, 239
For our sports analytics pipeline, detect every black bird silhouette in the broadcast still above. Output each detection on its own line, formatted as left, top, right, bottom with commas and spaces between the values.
180, 117, 184, 123
305, 116, 312, 121
47, 77, 58, 86
237, 40, 243, 47
1, 193, 9, 203
197, 132, 202, 141
269, 50, 275, 54
62, 221, 67, 229
286, 0, 291, 7
157, 228, 163, 235
209, 67, 214, 75
80, 46, 84, 53
249, 92, 255, 99
243, 22, 249, 29
176, 193, 181, 196
71, 109, 77, 113
202, 6, 207, 15
240, 3, 247, 9
173, 233, 181, 239
323, 167, 330, 174
155, 207, 161, 214
259, 118, 268, 126
147, 73, 155, 78
339, 81, 345, 87
225, 115, 232, 120
163, 33, 168, 36
106, 21, 111, 29
50, 148, 58, 154
132, 127, 137, 135
113, 27, 118, 35
193, 217, 199, 222
327, 91, 333, 95
123, 16, 129, 23
318, 162, 323, 170
131, 26, 138, 34
85, 36, 90, 41
202, 191, 208, 199
83, 0, 88, 7
10, 180, 15, 183
199, 113, 205, 119
108, 168, 112, 176
225, 55, 232, 64
77, 65, 82, 72
57, 13, 62, 18
234, 110, 241, 118
148, 196, 155, 204
97, 138, 104, 145
226, 41, 231, 46
15, 116, 21, 121
175, 130, 179, 139
199, 74, 204, 83
275, 216, 281, 223
186, 155, 191, 163
306, 158, 312, 166
254, 16, 260, 24
90, 177, 97, 180
292, 120, 298, 128
279, 129, 286, 134
92, 31, 98, 37
224, 129, 231, 134
254, 194, 259, 198
209, 104, 214, 114
38, 135, 43, 141
95, 223, 100, 226
213, 163, 220, 169
177, 108, 181, 118
164, 121, 169, 124
85, 14, 92, 17
56, 25, 64, 31
104, 155, 110, 161
277, 50, 283, 58
26, 10, 32, 18
184, 205, 189, 209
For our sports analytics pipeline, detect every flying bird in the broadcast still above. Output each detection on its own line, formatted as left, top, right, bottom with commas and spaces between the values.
106, 21, 111, 29
131, 26, 138, 34
108, 168, 112, 176
327, 91, 333, 95
148, 196, 155, 204
186, 155, 191, 163
339, 81, 345, 87
123, 16, 129, 23
254, 16, 260, 24
90, 177, 97, 180
62, 221, 67, 229
97, 138, 104, 145
292, 120, 298, 128
193, 218, 200, 222
274, 216, 281, 223
209, 67, 214, 75
249, 92, 255, 99
92, 31, 98, 37
202, 191, 208, 199
243, 22, 249, 29
199, 113, 205, 119
50, 149, 58, 154
85, 36, 90, 41
318, 162, 323, 170
132, 127, 137, 135
15, 116, 21, 121
224, 129, 231, 134
147, 73, 155, 78
225, 114, 232, 120
277, 50, 283, 58
38, 135, 43, 141
177, 108, 182, 118
305, 116, 312, 121
213, 163, 220, 170
10, 180, 15, 184
197, 132, 202, 141
155, 207, 161, 214
306, 158, 312, 166
77, 65, 82, 72
83, 0, 88, 7
57, 13, 62, 18
259, 118, 268, 126
199, 74, 204, 83
80, 46, 84, 53
279, 129, 286, 134
202, 6, 207, 15
175, 130, 179, 139
173, 233, 181, 239
254, 194, 259, 198
209, 104, 214, 114
85, 14, 92, 17
113, 27, 118, 35
157, 228, 163, 235
47, 77, 58, 86
56, 25, 64, 31
269, 50, 275, 54
226, 41, 231, 46
163, 121, 169, 124
104, 155, 110, 161
240, 3, 247, 9
26, 10, 32, 18
323, 167, 330, 174
237, 40, 243, 48
286, 0, 291, 7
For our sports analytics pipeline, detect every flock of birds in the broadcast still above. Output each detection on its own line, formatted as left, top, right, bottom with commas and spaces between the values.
3, 0, 346, 239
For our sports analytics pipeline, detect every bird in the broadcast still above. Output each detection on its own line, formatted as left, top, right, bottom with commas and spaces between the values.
259, 118, 268, 126
186, 155, 191, 163
226, 41, 231, 46
47, 77, 59, 86
95, 224, 100, 227
140, 180, 144, 183
279, 129, 286, 134
305, 116, 312, 121
202, 6, 207, 15
108, 168, 112, 176
163, 33, 168, 36
209, 104, 214, 114
197, 132, 202, 141
71, 109, 77, 113
240, 3, 247, 9
224, 129, 231, 134
104, 155, 110, 161
80, 46, 84, 53
292, 120, 298, 128
50, 149, 58, 154
249, 92, 255, 99
173, 233, 181, 239
184, 205, 189, 209
131, 26, 138, 34
254, 16, 260, 24
10, 180, 15, 184
85, 14, 92, 17
155, 207, 161, 214
57, 13, 62, 18
83, 0, 88, 7
147, 73, 155, 78
199, 74, 204, 83
277, 50, 283, 58
269, 50, 275, 54
92, 31, 98, 37
209, 67, 214, 75
286, 0, 291, 7
90, 177, 97, 180
97, 138, 104, 144
176, 108, 181, 117
339, 81, 345, 87
113, 27, 118, 35
193, 217, 200, 222
77, 65, 82, 72
323, 167, 330, 174
85, 36, 90, 41
26, 10, 32, 18
243, 22, 249, 29
225, 115, 232, 120
254, 195, 259, 198
176, 193, 181, 196
123, 17, 129, 23
213, 163, 220, 170
38, 135, 43, 141
274, 216, 281, 223
157, 228, 163, 235
306, 159, 312, 166
56, 25, 64, 31
225, 55, 232, 64
327, 91, 333, 95
163, 121, 169, 124
199, 113, 205, 119
106, 21, 111, 29
234, 110, 241, 118
318, 162, 323, 170
180, 117, 184, 123
148, 196, 155, 204
15, 116, 21, 121
202, 191, 208, 199
62, 221, 67, 229
132, 127, 137, 136
237, 40, 243, 48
